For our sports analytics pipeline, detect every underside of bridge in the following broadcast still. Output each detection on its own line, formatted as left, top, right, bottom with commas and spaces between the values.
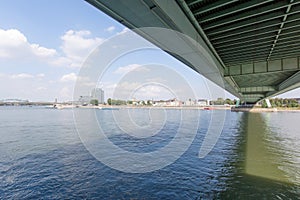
87, 0, 300, 103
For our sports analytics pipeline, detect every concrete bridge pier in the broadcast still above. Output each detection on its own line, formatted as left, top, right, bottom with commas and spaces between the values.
265, 99, 272, 108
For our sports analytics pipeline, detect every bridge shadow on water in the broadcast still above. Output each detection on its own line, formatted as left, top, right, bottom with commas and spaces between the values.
217, 112, 299, 199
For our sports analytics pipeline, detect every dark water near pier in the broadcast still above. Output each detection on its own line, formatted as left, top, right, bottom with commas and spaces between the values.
0, 107, 299, 199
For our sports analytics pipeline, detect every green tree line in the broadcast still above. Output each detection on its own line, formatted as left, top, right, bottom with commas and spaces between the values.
261, 98, 299, 108
210, 98, 236, 105
107, 98, 127, 105
107, 98, 153, 106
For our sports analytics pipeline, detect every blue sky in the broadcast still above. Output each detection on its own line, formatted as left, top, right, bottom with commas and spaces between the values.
0, 0, 298, 102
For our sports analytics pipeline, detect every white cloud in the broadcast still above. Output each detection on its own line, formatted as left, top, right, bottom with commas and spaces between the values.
0, 29, 27, 47
60, 30, 104, 67
11, 73, 34, 79
36, 86, 47, 91
117, 28, 130, 36
114, 64, 140, 74
74, 75, 96, 86
49, 56, 71, 67
4, 73, 47, 80
140, 85, 162, 93
30, 44, 56, 57
115, 81, 140, 90
0, 29, 57, 59
36, 73, 45, 78
105, 83, 117, 89
146, 77, 167, 83
0, 72, 78, 101
111, 81, 140, 99
105, 26, 115, 32
60, 73, 77, 82
59, 86, 73, 100
0, 28, 105, 69
135, 85, 168, 99
113, 64, 150, 74
107, 81, 173, 100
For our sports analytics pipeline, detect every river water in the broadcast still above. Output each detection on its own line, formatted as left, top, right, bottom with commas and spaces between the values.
0, 107, 299, 199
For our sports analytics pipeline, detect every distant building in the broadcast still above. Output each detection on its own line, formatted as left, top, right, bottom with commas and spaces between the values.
152, 98, 182, 107
168, 98, 181, 106
0, 99, 29, 103
184, 99, 194, 106
152, 100, 166, 106
0, 99, 29, 106
78, 88, 104, 105
197, 99, 208, 106
91, 88, 104, 104
79, 96, 91, 105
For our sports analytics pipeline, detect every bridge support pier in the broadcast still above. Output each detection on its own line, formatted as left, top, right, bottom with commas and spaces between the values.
265, 99, 272, 108
231, 98, 277, 112
235, 99, 240, 107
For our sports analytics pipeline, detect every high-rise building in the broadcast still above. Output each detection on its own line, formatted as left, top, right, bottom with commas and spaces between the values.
91, 88, 104, 104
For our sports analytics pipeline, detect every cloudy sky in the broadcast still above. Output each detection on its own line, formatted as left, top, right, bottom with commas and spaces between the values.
0, 1, 298, 102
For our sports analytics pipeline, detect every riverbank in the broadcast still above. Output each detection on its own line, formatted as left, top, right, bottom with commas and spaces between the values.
231, 107, 278, 112
4, 104, 300, 112
102, 105, 231, 110
53, 104, 232, 110
231, 106, 300, 112
276, 107, 300, 112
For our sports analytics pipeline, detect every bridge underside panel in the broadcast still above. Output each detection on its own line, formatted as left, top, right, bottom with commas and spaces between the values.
87, 0, 300, 103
